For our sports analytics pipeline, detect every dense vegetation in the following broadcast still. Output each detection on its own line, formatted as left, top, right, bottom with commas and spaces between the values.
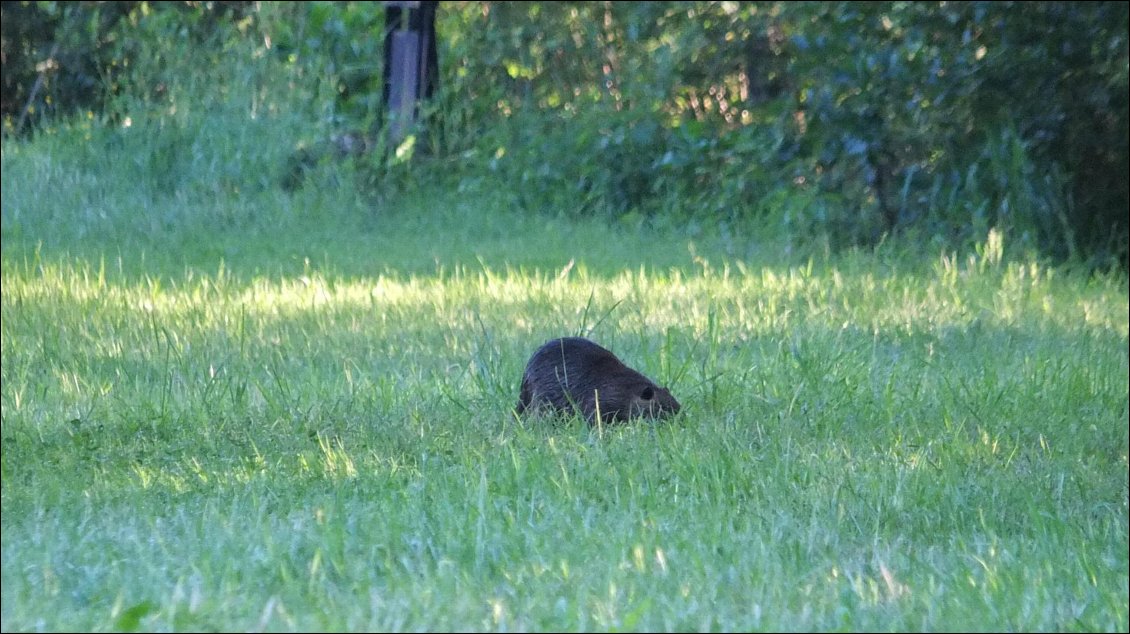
3, 1, 1127, 266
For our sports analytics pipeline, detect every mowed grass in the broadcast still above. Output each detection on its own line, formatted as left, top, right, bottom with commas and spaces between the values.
1, 132, 1128, 632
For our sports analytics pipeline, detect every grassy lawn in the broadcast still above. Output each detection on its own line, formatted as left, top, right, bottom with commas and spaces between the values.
1, 130, 1127, 632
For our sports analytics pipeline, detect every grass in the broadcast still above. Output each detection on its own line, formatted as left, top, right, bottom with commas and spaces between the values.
1, 120, 1128, 632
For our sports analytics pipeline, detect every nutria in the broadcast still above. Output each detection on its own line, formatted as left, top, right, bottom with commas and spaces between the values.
516, 337, 681, 423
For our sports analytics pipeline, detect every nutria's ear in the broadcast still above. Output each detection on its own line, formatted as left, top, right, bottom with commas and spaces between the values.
640, 386, 654, 400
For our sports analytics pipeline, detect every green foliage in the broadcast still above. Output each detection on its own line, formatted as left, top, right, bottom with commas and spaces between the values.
1, 1, 261, 130
2, 1, 1127, 263
425, 1, 1128, 265
1, 0, 131, 130
776, 1, 1128, 263
261, 1, 386, 124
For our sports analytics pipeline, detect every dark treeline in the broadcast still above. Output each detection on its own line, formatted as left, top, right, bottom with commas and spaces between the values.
3, 1, 1126, 266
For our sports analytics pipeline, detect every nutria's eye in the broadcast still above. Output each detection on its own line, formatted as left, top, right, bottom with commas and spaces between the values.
640, 386, 654, 400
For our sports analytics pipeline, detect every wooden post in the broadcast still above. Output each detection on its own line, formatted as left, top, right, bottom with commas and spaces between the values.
383, 1, 438, 144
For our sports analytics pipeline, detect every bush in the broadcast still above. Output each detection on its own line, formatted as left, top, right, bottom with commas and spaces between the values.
4, 1, 1126, 266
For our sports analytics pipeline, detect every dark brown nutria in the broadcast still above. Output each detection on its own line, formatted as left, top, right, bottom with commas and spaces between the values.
515, 337, 681, 424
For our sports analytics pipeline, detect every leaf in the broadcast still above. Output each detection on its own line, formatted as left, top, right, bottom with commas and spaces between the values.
113, 600, 156, 632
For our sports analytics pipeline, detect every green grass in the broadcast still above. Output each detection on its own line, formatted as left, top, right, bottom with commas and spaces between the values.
1, 124, 1128, 632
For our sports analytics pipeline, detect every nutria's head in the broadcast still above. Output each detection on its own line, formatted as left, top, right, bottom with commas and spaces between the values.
628, 383, 681, 419
595, 378, 681, 422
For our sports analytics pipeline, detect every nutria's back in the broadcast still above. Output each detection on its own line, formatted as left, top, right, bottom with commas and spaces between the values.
516, 337, 680, 423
